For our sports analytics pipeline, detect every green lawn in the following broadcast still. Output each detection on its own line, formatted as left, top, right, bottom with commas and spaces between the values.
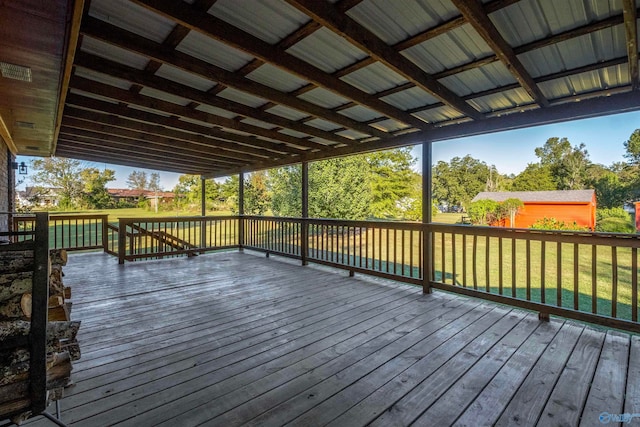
41, 207, 233, 222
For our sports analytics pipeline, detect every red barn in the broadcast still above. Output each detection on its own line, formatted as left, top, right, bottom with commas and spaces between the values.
635, 201, 640, 232
472, 190, 597, 230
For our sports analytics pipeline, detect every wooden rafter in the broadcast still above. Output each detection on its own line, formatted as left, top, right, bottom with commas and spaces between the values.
131, 0, 430, 130
623, 0, 639, 90
80, 16, 389, 140
69, 75, 326, 152
64, 95, 295, 158
450, 0, 549, 108
74, 52, 356, 146
284, 0, 485, 121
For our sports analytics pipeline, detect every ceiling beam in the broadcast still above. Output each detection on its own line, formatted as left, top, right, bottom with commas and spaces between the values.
450, 0, 549, 108
284, 0, 485, 121
52, 0, 84, 155
69, 75, 325, 152
206, 89, 640, 177
74, 52, 356, 146
131, 0, 429, 131
80, 16, 390, 140
623, 0, 639, 90
64, 94, 298, 158
0, 113, 18, 155
58, 131, 239, 169
56, 143, 219, 174
60, 122, 249, 165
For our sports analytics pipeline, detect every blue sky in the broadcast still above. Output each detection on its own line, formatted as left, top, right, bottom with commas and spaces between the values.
16, 110, 640, 190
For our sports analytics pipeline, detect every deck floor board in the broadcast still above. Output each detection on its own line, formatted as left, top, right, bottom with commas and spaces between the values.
19, 251, 638, 427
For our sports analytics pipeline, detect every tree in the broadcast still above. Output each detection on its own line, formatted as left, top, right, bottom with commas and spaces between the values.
244, 171, 271, 215
30, 157, 84, 209
500, 198, 524, 228
79, 168, 116, 208
269, 165, 301, 217
623, 129, 640, 165
467, 199, 500, 225
432, 155, 490, 210
534, 137, 590, 189
126, 171, 148, 190
148, 172, 162, 192
511, 163, 556, 191
368, 148, 419, 218
173, 175, 221, 211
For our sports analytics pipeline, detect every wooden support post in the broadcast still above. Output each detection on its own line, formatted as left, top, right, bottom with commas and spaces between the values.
200, 176, 207, 250
422, 142, 433, 294
539, 312, 550, 322
301, 162, 309, 266
101, 214, 108, 253
118, 218, 126, 264
30, 212, 49, 414
238, 172, 244, 250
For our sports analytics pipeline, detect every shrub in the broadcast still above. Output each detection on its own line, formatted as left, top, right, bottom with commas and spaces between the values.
530, 217, 589, 231
596, 217, 636, 233
596, 207, 630, 222
467, 199, 500, 225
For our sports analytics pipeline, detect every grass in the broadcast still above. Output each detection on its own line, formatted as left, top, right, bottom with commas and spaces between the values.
37, 207, 234, 222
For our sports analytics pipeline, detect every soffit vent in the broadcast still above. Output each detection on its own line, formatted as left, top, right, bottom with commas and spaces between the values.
15, 121, 35, 129
0, 62, 32, 82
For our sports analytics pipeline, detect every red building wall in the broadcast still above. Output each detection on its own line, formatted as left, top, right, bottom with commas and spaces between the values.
513, 202, 595, 230
636, 202, 640, 232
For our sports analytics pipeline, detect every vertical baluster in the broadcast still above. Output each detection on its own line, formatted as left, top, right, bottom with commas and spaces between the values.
486, 236, 491, 293
574, 244, 579, 310
632, 247, 638, 322
472, 234, 478, 290
451, 233, 456, 285
386, 228, 390, 273
612, 246, 618, 318
526, 240, 531, 300
359, 226, 363, 268
557, 242, 562, 307
462, 234, 467, 288
409, 229, 414, 278
394, 229, 398, 275
541, 241, 546, 304
511, 238, 516, 297
418, 229, 422, 279
498, 237, 503, 294
592, 245, 597, 314
441, 232, 446, 284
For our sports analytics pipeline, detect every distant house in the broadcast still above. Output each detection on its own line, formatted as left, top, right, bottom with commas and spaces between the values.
472, 190, 597, 230
107, 189, 175, 209
18, 187, 62, 208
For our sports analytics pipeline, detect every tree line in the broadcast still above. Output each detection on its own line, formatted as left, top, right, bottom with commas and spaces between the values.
433, 129, 640, 211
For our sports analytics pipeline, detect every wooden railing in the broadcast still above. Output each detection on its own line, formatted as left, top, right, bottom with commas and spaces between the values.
13, 214, 108, 252
428, 224, 640, 332
13, 212, 639, 332
117, 216, 239, 263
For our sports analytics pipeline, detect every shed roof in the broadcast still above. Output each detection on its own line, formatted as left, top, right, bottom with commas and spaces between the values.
472, 189, 596, 203
1, 0, 640, 177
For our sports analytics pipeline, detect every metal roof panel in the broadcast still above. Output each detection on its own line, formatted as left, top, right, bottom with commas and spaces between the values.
138, 87, 192, 106
340, 62, 408, 94
154, 64, 217, 92
176, 31, 254, 72
246, 63, 310, 93
217, 87, 269, 108
287, 27, 368, 73
338, 105, 382, 122
265, 105, 310, 121
298, 87, 350, 109
381, 86, 439, 109
90, 0, 176, 43
81, 37, 149, 70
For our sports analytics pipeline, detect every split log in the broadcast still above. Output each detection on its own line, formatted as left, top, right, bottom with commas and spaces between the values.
49, 250, 67, 266
0, 398, 30, 420
0, 320, 80, 343
63, 287, 71, 299
58, 340, 80, 361
48, 304, 70, 322
0, 295, 28, 320
0, 381, 28, 405
0, 272, 32, 303
0, 251, 34, 274
20, 294, 31, 319
48, 295, 63, 308
49, 268, 64, 297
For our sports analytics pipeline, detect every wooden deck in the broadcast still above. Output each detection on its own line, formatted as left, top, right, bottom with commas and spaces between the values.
26, 251, 640, 427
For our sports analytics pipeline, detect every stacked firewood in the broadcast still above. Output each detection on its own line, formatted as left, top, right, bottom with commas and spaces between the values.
0, 247, 81, 423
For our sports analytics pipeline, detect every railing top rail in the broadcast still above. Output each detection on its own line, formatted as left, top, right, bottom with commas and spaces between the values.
428, 223, 640, 247
243, 215, 424, 230
118, 215, 238, 223
13, 213, 109, 220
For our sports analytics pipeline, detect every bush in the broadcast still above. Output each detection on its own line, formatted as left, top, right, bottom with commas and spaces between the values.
467, 199, 500, 225
530, 217, 589, 231
596, 217, 636, 233
596, 207, 630, 222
